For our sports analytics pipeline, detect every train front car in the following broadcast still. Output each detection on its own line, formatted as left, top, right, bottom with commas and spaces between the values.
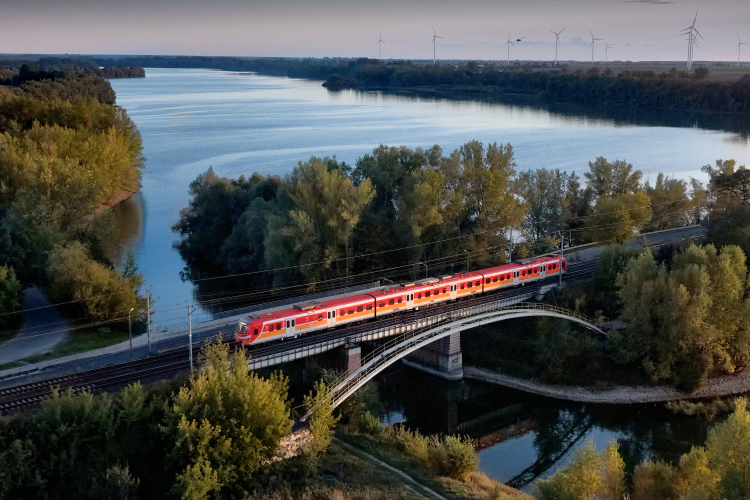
236, 316, 260, 345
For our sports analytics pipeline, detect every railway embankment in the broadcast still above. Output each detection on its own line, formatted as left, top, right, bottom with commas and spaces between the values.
464, 366, 750, 404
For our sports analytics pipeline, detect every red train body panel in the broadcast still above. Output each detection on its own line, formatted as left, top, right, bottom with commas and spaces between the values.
236, 255, 566, 345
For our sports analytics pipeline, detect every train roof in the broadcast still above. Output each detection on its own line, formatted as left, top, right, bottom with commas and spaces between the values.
319, 293, 375, 308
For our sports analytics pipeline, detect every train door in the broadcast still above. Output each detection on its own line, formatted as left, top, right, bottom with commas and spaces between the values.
326, 310, 336, 328
540, 264, 547, 278
286, 318, 296, 335
406, 293, 414, 310
450, 284, 457, 300
513, 270, 519, 286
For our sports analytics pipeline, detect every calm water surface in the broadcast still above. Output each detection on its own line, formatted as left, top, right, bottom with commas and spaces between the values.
109, 68, 743, 488
109, 67, 750, 325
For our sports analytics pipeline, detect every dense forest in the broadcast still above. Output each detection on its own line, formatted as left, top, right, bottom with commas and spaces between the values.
0, 64, 147, 329
172, 141, 703, 313
95, 55, 750, 114
0, 56, 144, 87
464, 158, 750, 392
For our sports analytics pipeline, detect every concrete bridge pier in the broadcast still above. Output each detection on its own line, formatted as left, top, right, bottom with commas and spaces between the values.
403, 331, 463, 380
341, 343, 361, 375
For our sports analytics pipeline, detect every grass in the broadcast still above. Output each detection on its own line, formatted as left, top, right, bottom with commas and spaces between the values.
0, 326, 131, 371
250, 442, 426, 500
334, 432, 529, 500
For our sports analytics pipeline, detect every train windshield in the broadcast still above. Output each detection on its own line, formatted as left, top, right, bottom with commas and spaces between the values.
238, 321, 248, 334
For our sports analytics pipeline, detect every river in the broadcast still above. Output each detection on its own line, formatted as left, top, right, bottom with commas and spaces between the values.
108, 68, 749, 490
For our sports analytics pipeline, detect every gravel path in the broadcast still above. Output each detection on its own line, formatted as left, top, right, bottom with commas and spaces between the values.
0, 286, 70, 365
464, 366, 750, 404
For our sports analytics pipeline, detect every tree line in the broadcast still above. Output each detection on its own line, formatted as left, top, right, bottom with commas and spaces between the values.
0, 64, 147, 330
173, 141, 704, 312
92, 55, 750, 115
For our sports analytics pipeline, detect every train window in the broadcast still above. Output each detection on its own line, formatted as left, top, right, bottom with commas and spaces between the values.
239, 322, 248, 334
269, 324, 274, 331
327, 312, 331, 319
348, 309, 354, 315
443, 287, 447, 293
397, 298, 402, 303
379, 301, 385, 307
333, 311, 336, 317
277, 323, 282, 330
357, 305, 363, 312
253, 328, 258, 335
460, 284, 465, 290
292, 319, 296, 327
389, 299, 395, 305
340, 309, 345, 316
367, 304, 373, 310
425, 291, 431, 298
418, 293, 423, 299
318, 314, 322, 321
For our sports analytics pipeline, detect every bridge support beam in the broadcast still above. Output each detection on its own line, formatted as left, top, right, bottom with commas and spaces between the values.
403, 332, 463, 380
341, 343, 361, 375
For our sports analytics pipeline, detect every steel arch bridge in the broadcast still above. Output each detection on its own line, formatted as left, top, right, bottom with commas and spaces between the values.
300, 302, 605, 421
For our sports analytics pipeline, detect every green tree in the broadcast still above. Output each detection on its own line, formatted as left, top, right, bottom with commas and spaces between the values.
304, 379, 340, 455
514, 168, 574, 245
266, 157, 374, 285
46, 242, 145, 321
536, 440, 625, 500
0, 265, 21, 328
643, 173, 696, 231
165, 342, 292, 500
585, 192, 652, 243
584, 157, 642, 200
706, 399, 750, 497
614, 245, 750, 390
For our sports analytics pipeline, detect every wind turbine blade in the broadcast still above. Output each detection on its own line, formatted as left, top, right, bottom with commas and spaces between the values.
560, 27, 565, 35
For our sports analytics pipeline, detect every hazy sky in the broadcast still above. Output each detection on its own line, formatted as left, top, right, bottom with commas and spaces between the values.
3, 0, 750, 63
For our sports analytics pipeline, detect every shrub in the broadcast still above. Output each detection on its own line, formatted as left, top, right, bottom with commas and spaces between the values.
441, 435, 479, 481
356, 411, 382, 436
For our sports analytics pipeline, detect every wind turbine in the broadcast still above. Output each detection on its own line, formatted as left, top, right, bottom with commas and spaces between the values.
550, 28, 565, 64
431, 26, 443, 64
505, 33, 514, 65
590, 31, 602, 64
737, 36, 747, 67
377, 32, 386, 60
680, 11, 702, 70
605, 42, 613, 62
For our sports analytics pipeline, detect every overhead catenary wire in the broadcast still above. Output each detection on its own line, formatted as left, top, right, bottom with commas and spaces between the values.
190, 195, 695, 284
0, 196, 698, 319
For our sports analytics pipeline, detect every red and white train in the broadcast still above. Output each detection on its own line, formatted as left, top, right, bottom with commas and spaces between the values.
236, 255, 566, 345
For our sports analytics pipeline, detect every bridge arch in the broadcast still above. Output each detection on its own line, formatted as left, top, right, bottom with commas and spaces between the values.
301, 303, 604, 421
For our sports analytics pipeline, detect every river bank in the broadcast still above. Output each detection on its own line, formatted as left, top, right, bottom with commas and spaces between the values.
98, 181, 142, 212
464, 366, 750, 404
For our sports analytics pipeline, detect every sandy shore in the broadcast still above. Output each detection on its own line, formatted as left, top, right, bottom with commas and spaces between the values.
464, 366, 750, 404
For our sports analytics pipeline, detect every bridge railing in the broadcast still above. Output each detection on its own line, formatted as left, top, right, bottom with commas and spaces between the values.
300, 302, 604, 419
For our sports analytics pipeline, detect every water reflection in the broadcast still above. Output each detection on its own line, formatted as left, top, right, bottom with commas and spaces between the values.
375, 363, 709, 491
101, 192, 145, 269
338, 87, 750, 141
109, 69, 750, 323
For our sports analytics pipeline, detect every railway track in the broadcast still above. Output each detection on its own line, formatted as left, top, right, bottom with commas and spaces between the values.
0, 259, 600, 415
